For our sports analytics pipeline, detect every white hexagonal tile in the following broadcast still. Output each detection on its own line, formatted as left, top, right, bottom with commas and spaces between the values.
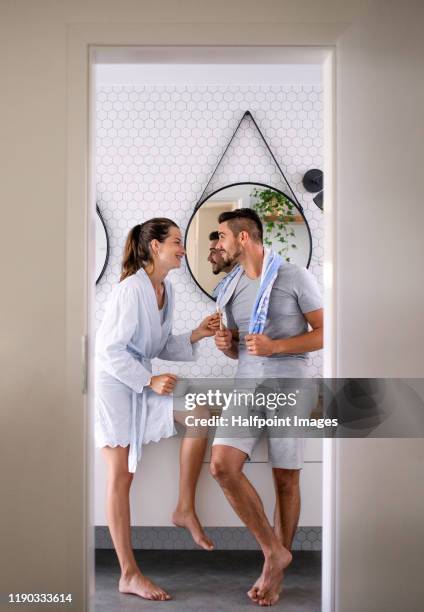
95, 82, 323, 376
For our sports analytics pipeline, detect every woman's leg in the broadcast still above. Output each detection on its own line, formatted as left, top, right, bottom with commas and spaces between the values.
101, 445, 171, 601
172, 406, 214, 550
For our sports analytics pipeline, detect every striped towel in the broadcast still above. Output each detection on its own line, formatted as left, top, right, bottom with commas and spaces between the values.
215, 249, 283, 334
213, 264, 242, 301
249, 249, 283, 334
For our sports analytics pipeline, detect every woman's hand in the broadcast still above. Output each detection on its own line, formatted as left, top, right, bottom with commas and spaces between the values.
191, 312, 221, 342
149, 373, 177, 395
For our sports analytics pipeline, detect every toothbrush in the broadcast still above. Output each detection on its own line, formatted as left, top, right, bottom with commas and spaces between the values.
216, 305, 224, 331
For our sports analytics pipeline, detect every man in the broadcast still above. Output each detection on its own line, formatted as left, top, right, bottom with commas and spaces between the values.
210, 208, 323, 607
207, 230, 236, 275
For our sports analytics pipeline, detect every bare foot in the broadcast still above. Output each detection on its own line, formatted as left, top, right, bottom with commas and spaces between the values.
172, 509, 214, 550
247, 545, 292, 606
119, 571, 171, 601
247, 574, 263, 603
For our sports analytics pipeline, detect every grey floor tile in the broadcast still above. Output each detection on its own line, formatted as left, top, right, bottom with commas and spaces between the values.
95, 550, 321, 611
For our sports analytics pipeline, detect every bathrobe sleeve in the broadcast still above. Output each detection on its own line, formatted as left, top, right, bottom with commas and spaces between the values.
95, 284, 152, 393
155, 279, 198, 362
157, 331, 198, 362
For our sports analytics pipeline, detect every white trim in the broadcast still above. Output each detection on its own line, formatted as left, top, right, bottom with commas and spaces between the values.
321, 49, 337, 612
87, 48, 98, 612
95, 63, 322, 86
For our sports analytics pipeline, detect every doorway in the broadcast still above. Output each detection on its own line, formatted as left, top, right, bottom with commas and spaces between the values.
85, 45, 336, 611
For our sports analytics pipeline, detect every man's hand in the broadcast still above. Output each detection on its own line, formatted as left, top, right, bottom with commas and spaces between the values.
149, 373, 177, 395
245, 333, 276, 356
215, 328, 233, 352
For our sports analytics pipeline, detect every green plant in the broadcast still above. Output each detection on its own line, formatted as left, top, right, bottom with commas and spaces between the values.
251, 188, 297, 261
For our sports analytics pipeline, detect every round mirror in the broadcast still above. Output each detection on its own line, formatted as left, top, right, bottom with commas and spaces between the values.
96, 205, 110, 284
185, 182, 312, 299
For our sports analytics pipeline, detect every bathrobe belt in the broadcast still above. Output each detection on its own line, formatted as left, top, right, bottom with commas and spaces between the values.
126, 345, 152, 473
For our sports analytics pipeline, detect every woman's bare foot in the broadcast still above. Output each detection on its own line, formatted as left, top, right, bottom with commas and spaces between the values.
247, 545, 292, 606
119, 571, 171, 601
172, 509, 214, 550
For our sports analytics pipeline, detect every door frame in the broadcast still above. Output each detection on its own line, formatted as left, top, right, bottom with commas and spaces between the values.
66, 24, 340, 612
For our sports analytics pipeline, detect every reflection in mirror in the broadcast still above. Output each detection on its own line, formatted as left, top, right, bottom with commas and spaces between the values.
96, 206, 109, 284
185, 183, 312, 299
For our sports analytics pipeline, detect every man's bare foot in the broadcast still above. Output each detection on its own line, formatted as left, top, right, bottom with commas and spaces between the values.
172, 509, 214, 550
247, 545, 292, 606
119, 571, 171, 601
247, 575, 263, 603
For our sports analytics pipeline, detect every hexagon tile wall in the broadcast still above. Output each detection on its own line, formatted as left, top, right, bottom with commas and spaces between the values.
96, 84, 323, 378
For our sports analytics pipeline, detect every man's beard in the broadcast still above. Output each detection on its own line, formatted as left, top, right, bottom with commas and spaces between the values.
222, 246, 241, 267
212, 261, 228, 275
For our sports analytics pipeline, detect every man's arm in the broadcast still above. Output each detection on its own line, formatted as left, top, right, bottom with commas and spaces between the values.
273, 308, 323, 354
245, 308, 323, 356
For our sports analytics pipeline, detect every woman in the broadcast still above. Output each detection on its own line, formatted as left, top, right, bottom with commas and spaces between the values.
95, 218, 219, 601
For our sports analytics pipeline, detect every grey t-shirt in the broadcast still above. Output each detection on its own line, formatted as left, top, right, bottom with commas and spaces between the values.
225, 263, 322, 372
226, 274, 260, 352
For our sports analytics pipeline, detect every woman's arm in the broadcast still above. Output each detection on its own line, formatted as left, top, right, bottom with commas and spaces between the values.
190, 313, 221, 343
157, 314, 220, 361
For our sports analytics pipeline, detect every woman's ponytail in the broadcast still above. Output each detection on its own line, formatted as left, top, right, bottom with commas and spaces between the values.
120, 224, 143, 281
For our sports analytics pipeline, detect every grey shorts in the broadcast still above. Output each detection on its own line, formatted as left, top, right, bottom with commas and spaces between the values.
212, 435, 305, 469
212, 375, 318, 469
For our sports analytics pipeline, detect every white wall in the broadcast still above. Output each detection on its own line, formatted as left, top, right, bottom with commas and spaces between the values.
94, 73, 324, 378
334, 1, 424, 609
1, 1, 423, 611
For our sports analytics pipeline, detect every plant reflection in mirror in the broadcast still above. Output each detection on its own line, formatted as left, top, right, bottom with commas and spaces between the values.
251, 187, 297, 261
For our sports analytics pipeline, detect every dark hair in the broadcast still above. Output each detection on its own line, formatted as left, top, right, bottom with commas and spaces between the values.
120, 217, 178, 281
218, 208, 263, 243
209, 230, 219, 241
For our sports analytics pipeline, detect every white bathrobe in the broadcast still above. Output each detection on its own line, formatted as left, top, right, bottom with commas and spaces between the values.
95, 267, 197, 473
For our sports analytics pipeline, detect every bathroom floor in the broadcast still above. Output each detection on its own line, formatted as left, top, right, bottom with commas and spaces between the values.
95, 550, 321, 611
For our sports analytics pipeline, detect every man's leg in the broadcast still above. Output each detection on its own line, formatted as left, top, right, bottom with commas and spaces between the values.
268, 437, 304, 552
172, 406, 214, 550
210, 444, 292, 606
272, 468, 301, 551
